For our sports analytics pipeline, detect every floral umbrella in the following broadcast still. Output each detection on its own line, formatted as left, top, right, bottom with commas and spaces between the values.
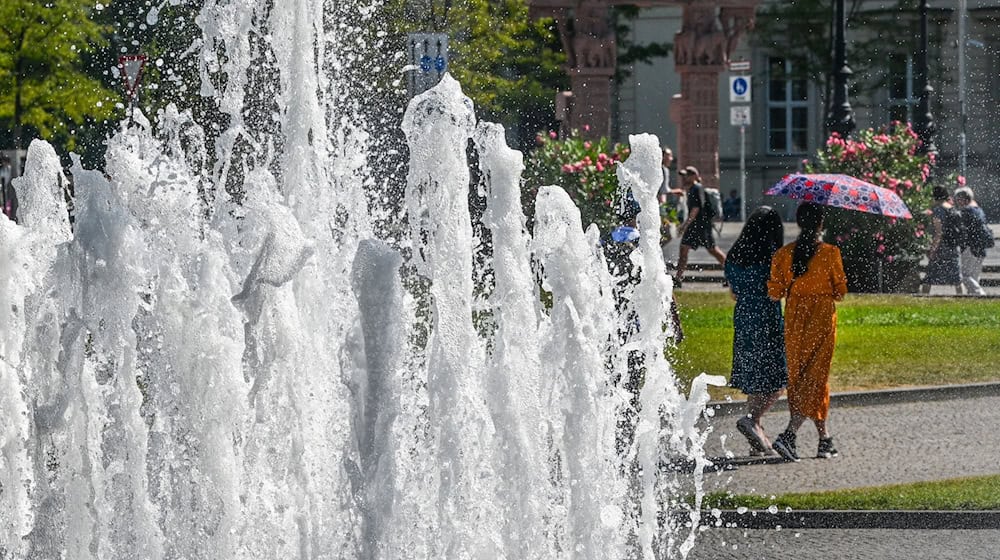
766, 173, 912, 219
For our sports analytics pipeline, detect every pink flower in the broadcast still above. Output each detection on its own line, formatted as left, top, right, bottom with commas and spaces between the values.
887, 255, 896, 263
903, 180, 913, 189
888, 178, 900, 189
596, 162, 605, 172
561, 164, 574, 173
583, 124, 591, 132
877, 244, 886, 253
957, 175, 966, 186
549, 131, 557, 139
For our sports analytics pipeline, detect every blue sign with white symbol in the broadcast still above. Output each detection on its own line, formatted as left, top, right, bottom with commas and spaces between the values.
419, 55, 433, 72
434, 56, 446, 72
733, 77, 748, 95
729, 75, 752, 102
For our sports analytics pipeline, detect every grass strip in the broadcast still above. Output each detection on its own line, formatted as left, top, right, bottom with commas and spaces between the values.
669, 293, 1000, 399
700, 475, 1000, 511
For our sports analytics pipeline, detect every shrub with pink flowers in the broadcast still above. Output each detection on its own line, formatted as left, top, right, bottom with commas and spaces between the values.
805, 123, 934, 292
523, 128, 630, 234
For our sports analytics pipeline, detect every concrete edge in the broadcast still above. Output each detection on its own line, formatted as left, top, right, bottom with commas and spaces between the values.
707, 381, 1000, 417
682, 510, 1000, 530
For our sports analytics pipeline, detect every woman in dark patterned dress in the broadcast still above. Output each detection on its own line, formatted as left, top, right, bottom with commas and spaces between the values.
724, 206, 787, 456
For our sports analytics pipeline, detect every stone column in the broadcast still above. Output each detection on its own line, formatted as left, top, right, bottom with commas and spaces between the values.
569, 67, 614, 137
551, 0, 616, 138
669, 3, 757, 190
670, 70, 721, 188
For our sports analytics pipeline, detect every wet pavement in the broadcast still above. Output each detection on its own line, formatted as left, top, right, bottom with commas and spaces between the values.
702, 391, 1000, 496
681, 387, 1000, 559
688, 528, 1000, 559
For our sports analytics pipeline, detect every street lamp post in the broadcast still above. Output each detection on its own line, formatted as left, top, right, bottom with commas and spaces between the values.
826, 0, 855, 139
957, 0, 967, 176
913, 0, 938, 159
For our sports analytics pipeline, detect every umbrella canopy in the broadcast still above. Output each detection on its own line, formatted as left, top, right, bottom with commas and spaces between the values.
766, 173, 912, 219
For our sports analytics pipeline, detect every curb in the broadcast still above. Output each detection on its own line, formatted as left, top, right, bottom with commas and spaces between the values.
693, 509, 1000, 530
707, 381, 1000, 417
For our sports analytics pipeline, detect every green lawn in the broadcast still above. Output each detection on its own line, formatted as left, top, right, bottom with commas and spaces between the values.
669, 292, 1000, 400
701, 475, 1000, 511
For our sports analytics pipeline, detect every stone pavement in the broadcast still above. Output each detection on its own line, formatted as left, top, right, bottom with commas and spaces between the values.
700, 390, 1000, 496
688, 528, 1000, 560
681, 387, 1000, 559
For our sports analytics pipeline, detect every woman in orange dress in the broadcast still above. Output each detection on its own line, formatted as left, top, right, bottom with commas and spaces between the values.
767, 203, 847, 461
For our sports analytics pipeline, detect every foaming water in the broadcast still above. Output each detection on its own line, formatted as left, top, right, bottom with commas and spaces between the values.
0, 2, 723, 558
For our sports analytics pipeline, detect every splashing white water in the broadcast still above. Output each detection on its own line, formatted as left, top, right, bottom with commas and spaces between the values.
0, 2, 722, 559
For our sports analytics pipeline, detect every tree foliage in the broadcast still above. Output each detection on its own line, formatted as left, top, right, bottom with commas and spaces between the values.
384, 0, 567, 149
807, 123, 933, 292
0, 0, 117, 152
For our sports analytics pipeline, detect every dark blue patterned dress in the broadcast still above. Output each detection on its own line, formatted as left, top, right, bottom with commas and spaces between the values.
725, 261, 788, 395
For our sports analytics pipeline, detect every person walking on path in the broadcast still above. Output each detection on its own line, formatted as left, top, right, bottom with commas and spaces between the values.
767, 203, 847, 462
920, 186, 962, 295
674, 166, 726, 287
725, 206, 787, 457
954, 186, 992, 296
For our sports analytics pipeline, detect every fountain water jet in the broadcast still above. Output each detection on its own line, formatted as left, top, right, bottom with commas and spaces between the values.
0, 2, 725, 558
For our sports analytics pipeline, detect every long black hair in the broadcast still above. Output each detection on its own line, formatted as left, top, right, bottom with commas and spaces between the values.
792, 203, 825, 278
726, 206, 784, 267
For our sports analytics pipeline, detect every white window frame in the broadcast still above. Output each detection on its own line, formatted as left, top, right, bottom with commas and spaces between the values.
887, 54, 918, 124
766, 57, 810, 155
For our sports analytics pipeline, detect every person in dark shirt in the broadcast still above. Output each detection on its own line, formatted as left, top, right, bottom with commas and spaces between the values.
674, 166, 726, 287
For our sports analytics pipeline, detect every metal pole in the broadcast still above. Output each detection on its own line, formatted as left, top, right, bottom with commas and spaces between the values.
739, 124, 746, 222
826, 0, 855, 139
914, 0, 938, 158
958, 0, 968, 176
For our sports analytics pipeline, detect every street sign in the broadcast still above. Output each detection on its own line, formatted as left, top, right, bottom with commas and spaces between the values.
729, 76, 751, 103
728, 60, 751, 73
118, 55, 147, 99
407, 33, 449, 98
730, 106, 751, 126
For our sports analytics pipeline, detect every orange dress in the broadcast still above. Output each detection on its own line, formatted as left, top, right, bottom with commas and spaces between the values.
767, 242, 848, 421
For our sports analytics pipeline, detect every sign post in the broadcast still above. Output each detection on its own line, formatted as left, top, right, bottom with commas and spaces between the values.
407, 33, 448, 98
118, 54, 147, 124
729, 72, 752, 221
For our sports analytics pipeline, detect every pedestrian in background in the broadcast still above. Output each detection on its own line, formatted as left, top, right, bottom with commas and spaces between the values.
920, 186, 962, 295
725, 206, 787, 457
674, 166, 726, 288
954, 187, 993, 296
768, 203, 847, 462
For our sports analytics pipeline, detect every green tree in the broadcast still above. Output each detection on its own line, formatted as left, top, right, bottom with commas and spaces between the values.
0, 0, 117, 152
384, 0, 567, 149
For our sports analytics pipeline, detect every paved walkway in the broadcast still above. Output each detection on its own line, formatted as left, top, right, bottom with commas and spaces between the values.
700, 391, 1000, 496
684, 389, 1000, 559
688, 529, 1000, 560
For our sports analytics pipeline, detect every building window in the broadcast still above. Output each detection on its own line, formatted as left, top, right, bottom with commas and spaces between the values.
767, 57, 809, 154
887, 54, 917, 124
